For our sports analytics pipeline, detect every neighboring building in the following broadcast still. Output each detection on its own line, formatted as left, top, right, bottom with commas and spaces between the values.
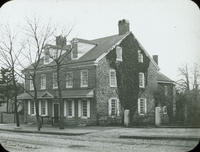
17, 19, 175, 126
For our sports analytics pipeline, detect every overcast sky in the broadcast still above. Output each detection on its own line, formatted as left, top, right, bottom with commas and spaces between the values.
0, 0, 200, 81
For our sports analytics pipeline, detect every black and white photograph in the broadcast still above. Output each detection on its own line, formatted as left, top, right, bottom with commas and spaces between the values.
0, 0, 199, 151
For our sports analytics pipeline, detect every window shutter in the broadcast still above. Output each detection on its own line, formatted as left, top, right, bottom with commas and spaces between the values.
64, 101, 67, 117
138, 99, 141, 114
45, 100, 48, 115
28, 100, 30, 115
108, 99, 111, 116
87, 100, 90, 118
72, 100, 75, 117
39, 101, 41, 115
78, 100, 81, 117
117, 99, 120, 116
144, 99, 147, 114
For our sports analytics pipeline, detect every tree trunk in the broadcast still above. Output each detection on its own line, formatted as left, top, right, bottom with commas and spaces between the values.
57, 65, 64, 129
12, 68, 20, 127
35, 98, 41, 131
33, 74, 41, 131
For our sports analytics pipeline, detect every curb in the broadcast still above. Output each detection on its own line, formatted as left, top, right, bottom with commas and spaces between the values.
119, 135, 200, 141
0, 128, 90, 136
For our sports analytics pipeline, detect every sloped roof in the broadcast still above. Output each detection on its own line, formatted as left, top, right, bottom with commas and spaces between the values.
157, 72, 174, 83
24, 33, 129, 71
17, 89, 94, 100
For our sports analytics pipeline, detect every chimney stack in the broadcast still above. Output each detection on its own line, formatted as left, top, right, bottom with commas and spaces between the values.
153, 55, 158, 65
118, 19, 130, 35
56, 35, 66, 47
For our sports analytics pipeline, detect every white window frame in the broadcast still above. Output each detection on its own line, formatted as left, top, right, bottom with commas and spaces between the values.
41, 74, 46, 90
109, 69, 117, 87
139, 72, 145, 88
138, 98, 147, 115
80, 70, 88, 88
66, 72, 73, 88
163, 106, 167, 114
29, 78, 34, 91
44, 53, 50, 64
53, 72, 58, 89
78, 99, 90, 119
116, 46, 122, 61
39, 100, 48, 116
138, 50, 143, 63
64, 100, 75, 118
28, 100, 36, 116
108, 98, 120, 117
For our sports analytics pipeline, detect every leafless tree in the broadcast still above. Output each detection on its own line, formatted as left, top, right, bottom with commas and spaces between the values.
0, 25, 24, 127
21, 17, 55, 131
177, 64, 190, 92
47, 30, 72, 129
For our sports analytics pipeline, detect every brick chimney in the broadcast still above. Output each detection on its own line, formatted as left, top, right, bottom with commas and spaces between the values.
153, 55, 158, 65
56, 35, 66, 47
118, 19, 130, 35
71, 38, 78, 59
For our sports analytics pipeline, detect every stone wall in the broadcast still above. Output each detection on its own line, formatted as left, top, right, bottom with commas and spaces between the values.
132, 62, 158, 125
96, 57, 122, 125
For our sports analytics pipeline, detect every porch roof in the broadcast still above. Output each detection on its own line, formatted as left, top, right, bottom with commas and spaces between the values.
17, 89, 94, 100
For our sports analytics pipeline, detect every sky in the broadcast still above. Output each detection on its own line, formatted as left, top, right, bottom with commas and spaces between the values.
0, 0, 200, 81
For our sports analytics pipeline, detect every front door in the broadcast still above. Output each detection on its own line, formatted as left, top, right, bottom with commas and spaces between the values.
53, 103, 59, 123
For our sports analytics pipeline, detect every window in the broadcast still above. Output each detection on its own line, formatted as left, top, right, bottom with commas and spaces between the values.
138, 98, 147, 115
108, 98, 120, 117
110, 69, 117, 87
164, 86, 168, 96
163, 106, 167, 114
30, 78, 34, 91
53, 73, 58, 89
64, 100, 74, 118
139, 72, 145, 88
40, 100, 47, 116
78, 99, 90, 118
68, 100, 73, 117
40, 74, 46, 90
52, 49, 57, 59
138, 50, 143, 63
66, 72, 73, 88
116, 46, 122, 61
81, 70, 88, 88
28, 101, 35, 115
44, 53, 50, 64
82, 100, 88, 117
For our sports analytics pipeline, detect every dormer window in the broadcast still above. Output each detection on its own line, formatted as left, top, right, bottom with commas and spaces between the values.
44, 51, 50, 64
138, 50, 143, 63
116, 46, 122, 61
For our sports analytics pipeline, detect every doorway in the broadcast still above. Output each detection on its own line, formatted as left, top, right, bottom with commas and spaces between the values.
53, 103, 59, 123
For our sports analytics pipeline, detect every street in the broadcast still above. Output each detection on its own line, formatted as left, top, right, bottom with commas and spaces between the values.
0, 130, 197, 152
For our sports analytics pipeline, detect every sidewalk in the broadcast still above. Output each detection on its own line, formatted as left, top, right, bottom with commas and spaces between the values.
0, 123, 200, 141
0, 123, 102, 136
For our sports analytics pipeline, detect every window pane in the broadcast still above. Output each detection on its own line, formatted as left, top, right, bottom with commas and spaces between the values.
68, 100, 72, 116
66, 72, 73, 88
81, 71, 88, 87
82, 100, 87, 117
53, 73, 58, 88
110, 70, 117, 87
111, 99, 116, 116
31, 102, 35, 115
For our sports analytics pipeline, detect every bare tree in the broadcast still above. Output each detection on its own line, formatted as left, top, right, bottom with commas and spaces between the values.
177, 64, 190, 92
22, 17, 55, 131
48, 30, 72, 129
0, 25, 24, 127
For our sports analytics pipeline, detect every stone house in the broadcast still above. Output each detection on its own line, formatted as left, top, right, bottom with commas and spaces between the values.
17, 19, 175, 126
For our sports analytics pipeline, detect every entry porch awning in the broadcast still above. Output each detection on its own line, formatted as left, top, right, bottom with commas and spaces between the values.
17, 89, 94, 100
